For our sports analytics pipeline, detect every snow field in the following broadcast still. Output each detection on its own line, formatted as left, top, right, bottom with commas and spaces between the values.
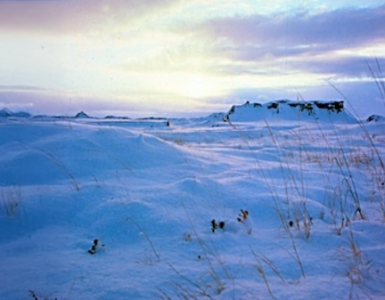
0, 114, 385, 300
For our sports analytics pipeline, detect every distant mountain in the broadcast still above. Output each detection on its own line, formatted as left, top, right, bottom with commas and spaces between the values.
74, 111, 91, 119
223, 100, 357, 123
0, 108, 31, 118
105, 115, 131, 120
0, 108, 12, 117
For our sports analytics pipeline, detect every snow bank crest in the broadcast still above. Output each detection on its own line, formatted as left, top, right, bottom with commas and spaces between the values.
223, 100, 357, 123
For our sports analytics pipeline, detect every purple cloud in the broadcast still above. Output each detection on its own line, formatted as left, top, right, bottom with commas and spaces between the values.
198, 5, 385, 54
189, 5, 385, 78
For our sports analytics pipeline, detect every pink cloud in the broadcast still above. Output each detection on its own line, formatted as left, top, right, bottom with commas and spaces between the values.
0, 0, 176, 35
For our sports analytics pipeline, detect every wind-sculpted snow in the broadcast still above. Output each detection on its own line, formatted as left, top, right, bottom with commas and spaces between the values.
0, 111, 384, 300
0, 121, 190, 186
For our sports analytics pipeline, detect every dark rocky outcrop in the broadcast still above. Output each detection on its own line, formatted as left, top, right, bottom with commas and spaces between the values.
367, 114, 385, 122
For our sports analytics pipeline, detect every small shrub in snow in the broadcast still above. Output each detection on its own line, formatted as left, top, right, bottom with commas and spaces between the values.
88, 239, 99, 255
88, 238, 105, 255
236, 209, 248, 222
288, 215, 313, 238
211, 209, 253, 234
183, 232, 192, 241
237, 209, 253, 235
211, 219, 225, 233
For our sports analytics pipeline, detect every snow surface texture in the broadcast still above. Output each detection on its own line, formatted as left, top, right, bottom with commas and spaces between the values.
1, 101, 385, 300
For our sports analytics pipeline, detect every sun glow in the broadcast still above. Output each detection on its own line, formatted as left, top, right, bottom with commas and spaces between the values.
182, 74, 215, 98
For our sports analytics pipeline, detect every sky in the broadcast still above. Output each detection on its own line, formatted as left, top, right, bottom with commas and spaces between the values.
0, 0, 384, 118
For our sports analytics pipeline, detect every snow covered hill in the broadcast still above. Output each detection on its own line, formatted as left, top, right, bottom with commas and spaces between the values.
0, 102, 385, 300
223, 100, 357, 123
